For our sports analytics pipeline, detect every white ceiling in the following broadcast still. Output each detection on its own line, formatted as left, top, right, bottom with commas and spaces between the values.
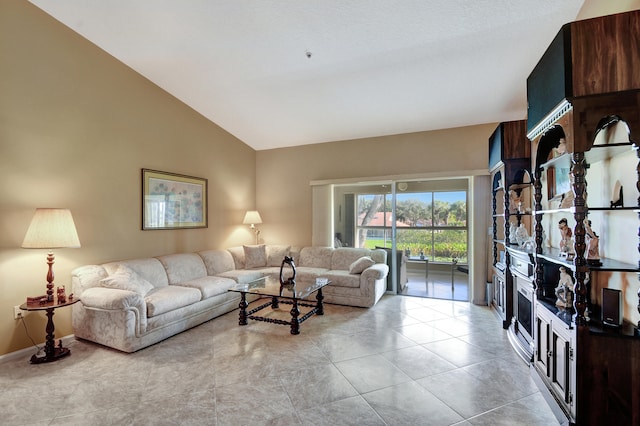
29, 0, 585, 150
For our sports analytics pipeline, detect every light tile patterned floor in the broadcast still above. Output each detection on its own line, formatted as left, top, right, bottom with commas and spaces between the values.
0, 295, 559, 425
402, 268, 469, 301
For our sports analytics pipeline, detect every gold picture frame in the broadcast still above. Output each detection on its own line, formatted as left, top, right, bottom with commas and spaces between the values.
142, 169, 208, 230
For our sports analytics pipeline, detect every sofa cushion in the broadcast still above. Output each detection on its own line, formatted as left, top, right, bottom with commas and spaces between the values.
331, 248, 375, 271
145, 286, 201, 317
299, 247, 333, 269
349, 256, 376, 274
228, 246, 245, 269
156, 253, 207, 284
198, 250, 236, 275
244, 244, 267, 268
266, 245, 291, 267
99, 265, 155, 295
173, 276, 237, 299
103, 258, 169, 288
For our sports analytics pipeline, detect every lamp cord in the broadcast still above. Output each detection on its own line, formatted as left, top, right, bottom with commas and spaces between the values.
19, 316, 43, 357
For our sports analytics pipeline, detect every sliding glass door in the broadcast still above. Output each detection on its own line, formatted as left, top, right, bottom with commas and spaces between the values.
334, 180, 469, 297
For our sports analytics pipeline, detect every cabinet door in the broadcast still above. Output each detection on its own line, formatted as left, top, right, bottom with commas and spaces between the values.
535, 311, 551, 376
494, 274, 504, 313
551, 329, 571, 405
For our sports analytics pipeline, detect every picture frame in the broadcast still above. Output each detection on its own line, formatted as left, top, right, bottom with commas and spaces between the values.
142, 169, 207, 230
547, 165, 571, 200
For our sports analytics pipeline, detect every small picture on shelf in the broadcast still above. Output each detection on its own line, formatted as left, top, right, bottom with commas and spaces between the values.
610, 180, 624, 208
546, 165, 571, 201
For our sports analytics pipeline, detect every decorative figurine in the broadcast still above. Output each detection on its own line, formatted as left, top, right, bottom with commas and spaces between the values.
555, 266, 574, 310
509, 190, 522, 214
558, 218, 573, 258
584, 219, 602, 266
279, 256, 296, 285
57, 286, 67, 303
509, 222, 518, 244
515, 223, 529, 247
551, 137, 567, 158
279, 256, 296, 294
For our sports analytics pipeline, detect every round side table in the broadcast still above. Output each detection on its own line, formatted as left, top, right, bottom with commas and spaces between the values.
20, 298, 80, 364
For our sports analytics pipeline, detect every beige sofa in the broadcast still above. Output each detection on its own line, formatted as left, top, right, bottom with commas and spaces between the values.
71, 245, 388, 352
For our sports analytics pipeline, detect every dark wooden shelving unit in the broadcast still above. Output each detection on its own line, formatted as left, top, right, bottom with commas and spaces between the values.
525, 10, 640, 426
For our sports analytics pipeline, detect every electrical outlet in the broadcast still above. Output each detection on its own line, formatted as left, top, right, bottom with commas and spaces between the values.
14, 305, 22, 320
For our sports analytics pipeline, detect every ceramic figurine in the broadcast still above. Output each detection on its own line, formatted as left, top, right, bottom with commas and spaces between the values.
558, 218, 572, 253
509, 222, 518, 244
555, 267, 574, 310
57, 286, 67, 303
584, 219, 602, 266
515, 223, 529, 247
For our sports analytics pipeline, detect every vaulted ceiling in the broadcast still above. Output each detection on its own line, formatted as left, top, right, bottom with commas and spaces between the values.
29, 0, 585, 150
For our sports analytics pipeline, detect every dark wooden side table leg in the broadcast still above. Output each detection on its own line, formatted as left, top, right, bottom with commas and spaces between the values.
238, 292, 248, 326
290, 299, 300, 335
316, 288, 324, 315
30, 307, 70, 364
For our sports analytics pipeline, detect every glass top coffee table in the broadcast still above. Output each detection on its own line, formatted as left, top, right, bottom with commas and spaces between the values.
228, 276, 330, 335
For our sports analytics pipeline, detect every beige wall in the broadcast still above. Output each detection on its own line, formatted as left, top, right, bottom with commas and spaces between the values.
0, 0, 256, 356
577, 0, 640, 19
256, 125, 495, 246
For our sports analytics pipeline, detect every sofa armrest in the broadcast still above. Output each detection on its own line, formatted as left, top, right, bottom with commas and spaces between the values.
75, 287, 148, 340
80, 287, 146, 312
361, 263, 389, 281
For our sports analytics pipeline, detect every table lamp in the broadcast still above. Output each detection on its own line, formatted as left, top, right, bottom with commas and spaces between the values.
242, 210, 262, 244
22, 208, 81, 302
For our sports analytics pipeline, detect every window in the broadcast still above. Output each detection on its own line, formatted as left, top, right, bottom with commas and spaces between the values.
356, 189, 468, 263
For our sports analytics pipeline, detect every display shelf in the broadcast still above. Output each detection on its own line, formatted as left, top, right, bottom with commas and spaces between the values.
537, 247, 639, 272
539, 152, 571, 171
489, 120, 530, 331
584, 142, 636, 164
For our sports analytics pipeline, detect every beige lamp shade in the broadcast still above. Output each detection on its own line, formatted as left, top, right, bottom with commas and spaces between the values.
22, 208, 81, 249
242, 210, 262, 226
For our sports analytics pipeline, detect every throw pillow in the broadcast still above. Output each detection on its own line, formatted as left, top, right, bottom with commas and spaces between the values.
100, 265, 155, 295
349, 256, 375, 274
244, 244, 267, 269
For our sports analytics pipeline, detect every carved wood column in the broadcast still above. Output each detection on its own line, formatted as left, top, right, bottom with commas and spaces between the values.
636, 144, 640, 331
572, 152, 588, 325
534, 168, 544, 298
492, 188, 498, 265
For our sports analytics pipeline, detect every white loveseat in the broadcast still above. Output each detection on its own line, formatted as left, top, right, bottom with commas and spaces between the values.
71, 245, 388, 352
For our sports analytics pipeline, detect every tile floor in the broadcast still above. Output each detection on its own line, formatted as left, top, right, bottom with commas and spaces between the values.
0, 295, 559, 425
401, 267, 469, 301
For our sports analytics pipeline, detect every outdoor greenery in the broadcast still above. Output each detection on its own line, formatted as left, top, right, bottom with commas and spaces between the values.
358, 192, 468, 263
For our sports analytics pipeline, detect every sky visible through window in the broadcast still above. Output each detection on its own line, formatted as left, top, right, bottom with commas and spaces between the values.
396, 191, 466, 204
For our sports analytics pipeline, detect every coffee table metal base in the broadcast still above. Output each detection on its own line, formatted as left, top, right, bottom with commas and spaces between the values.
237, 288, 324, 335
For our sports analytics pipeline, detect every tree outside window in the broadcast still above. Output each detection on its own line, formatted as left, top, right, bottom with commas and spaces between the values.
356, 191, 467, 263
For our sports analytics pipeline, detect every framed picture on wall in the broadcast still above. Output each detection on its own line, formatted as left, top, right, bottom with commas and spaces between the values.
142, 169, 208, 230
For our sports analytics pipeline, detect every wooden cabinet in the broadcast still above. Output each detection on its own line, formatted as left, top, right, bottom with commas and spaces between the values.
489, 120, 530, 330
526, 10, 640, 426
535, 302, 576, 421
